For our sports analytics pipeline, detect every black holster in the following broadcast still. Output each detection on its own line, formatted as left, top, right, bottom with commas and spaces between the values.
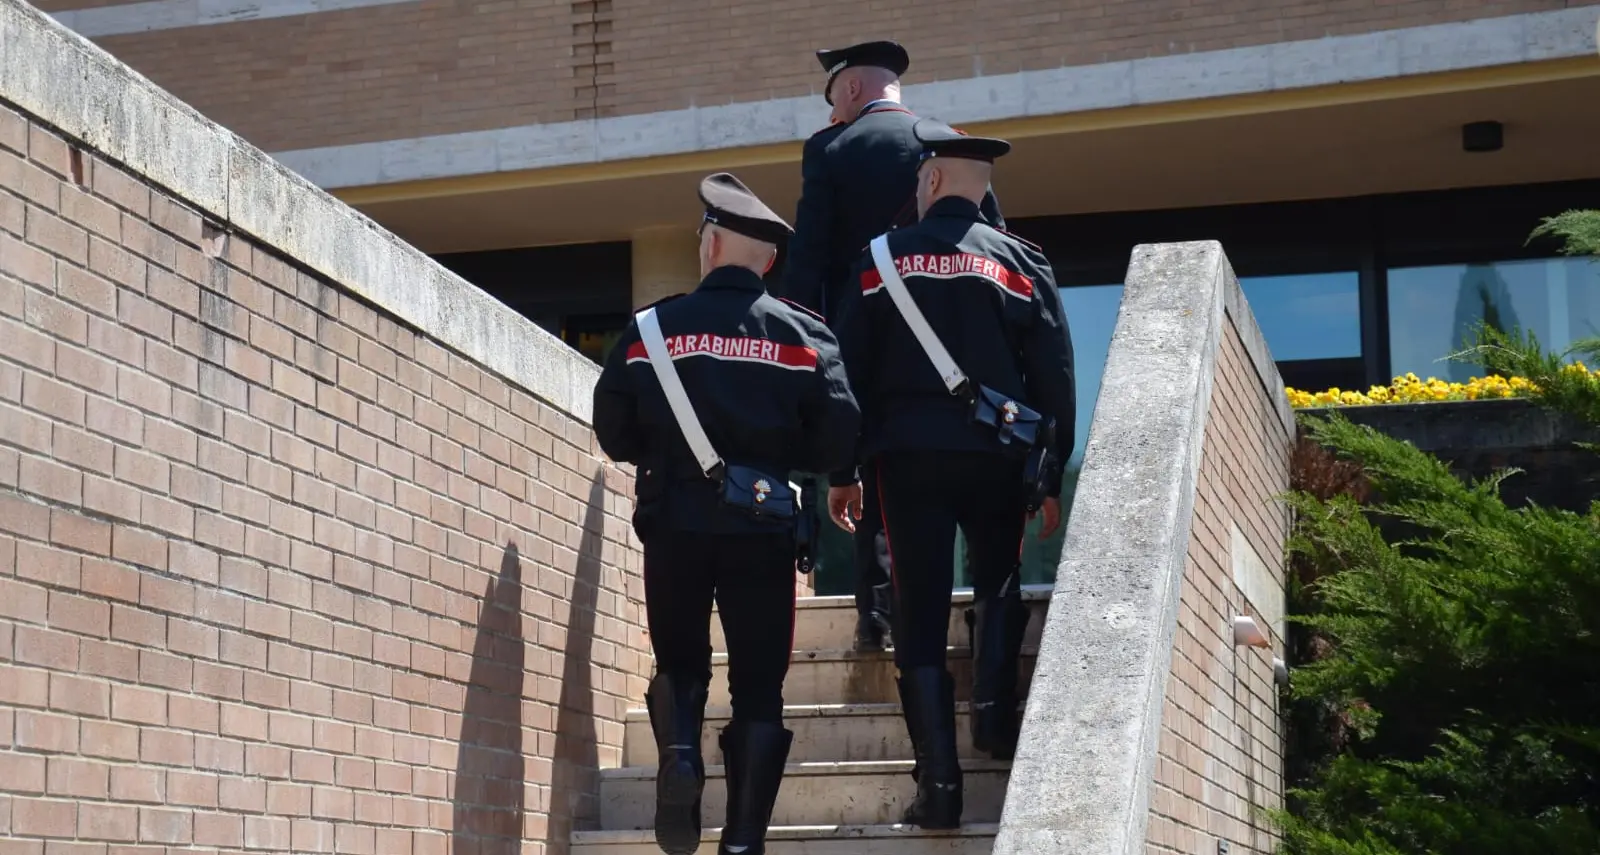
793, 478, 819, 574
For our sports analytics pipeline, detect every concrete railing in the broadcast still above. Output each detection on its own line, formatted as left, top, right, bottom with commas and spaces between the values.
995, 242, 1296, 855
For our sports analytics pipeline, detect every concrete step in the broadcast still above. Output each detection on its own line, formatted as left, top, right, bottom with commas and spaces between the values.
709, 647, 1037, 707
598, 759, 1010, 830
623, 703, 1018, 765
710, 586, 1051, 654
571, 823, 999, 854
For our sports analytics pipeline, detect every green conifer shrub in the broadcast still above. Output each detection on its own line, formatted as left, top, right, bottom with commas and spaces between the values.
1276, 212, 1600, 854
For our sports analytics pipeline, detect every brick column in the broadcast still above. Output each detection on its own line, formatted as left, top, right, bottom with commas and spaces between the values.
630, 225, 701, 309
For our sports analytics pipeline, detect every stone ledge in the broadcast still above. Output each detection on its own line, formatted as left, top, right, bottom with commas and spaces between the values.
994, 241, 1288, 855
0, 0, 600, 424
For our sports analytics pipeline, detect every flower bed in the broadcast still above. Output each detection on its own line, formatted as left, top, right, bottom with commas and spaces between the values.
1287, 363, 1600, 409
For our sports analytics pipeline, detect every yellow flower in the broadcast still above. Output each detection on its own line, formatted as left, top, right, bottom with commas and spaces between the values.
1287, 368, 1547, 408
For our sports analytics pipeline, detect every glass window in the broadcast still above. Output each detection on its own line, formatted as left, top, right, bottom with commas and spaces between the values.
1388, 258, 1600, 382
574, 329, 624, 365
562, 315, 628, 365
956, 283, 1125, 589
1238, 272, 1362, 362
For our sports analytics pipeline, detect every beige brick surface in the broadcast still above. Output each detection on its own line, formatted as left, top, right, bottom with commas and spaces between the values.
35, 0, 1595, 152
1146, 317, 1292, 854
0, 102, 649, 854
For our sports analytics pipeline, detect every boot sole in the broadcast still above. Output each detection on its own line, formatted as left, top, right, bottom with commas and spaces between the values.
655, 759, 702, 855
902, 812, 964, 830
971, 733, 1018, 760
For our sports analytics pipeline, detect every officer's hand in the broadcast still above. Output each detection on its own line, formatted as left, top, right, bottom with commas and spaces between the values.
828, 484, 863, 533
1033, 496, 1063, 540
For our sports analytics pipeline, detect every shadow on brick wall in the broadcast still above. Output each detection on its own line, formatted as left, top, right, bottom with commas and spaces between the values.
449, 473, 607, 855
452, 543, 528, 855
546, 474, 606, 849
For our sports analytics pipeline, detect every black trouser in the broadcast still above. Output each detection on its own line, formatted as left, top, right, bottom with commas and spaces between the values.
874, 450, 1027, 672
854, 464, 894, 622
643, 529, 796, 723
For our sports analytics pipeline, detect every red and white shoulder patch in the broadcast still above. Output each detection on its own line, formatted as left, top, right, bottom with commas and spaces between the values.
626, 334, 818, 371
859, 252, 1035, 301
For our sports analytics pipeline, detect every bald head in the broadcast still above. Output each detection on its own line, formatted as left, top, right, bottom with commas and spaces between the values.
698, 223, 777, 279
828, 65, 902, 124
915, 156, 994, 220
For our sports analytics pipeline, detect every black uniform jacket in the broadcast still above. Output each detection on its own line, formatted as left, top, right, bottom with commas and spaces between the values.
782, 102, 1005, 321
593, 266, 862, 535
829, 196, 1076, 496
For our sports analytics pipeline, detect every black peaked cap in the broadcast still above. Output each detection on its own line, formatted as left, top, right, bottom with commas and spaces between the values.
698, 172, 793, 246
815, 40, 911, 105
913, 118, 1012, 163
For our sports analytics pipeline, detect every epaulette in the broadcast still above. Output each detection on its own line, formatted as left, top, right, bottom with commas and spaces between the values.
636, 292, 687, 313
777, 297, 826, 323
808, 120, 847, 140
999, 228, 1043, 254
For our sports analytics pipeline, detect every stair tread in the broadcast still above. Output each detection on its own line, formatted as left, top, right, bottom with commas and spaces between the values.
624, 701, 1025, 719
602, 758, 1010, 780
713, 645, 1040, 664
750, 587, 1049, 611
573, 823, 1000, 843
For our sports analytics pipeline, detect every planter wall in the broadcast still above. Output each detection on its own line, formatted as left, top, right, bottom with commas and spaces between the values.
1305, 398, 1600, 513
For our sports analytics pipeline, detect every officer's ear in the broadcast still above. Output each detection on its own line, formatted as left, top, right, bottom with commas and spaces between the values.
762, 249, 776, 276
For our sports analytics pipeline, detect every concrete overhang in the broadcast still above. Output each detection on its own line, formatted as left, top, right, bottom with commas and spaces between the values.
337, 59, 1600, 255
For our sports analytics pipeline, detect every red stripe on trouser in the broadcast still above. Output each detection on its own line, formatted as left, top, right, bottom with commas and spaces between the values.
1017, 513, 1027, 562
788, 573, 798, 656
874, 459, 898, 593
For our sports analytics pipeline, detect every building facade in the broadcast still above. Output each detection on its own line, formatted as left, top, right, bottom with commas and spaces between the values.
41, 0, 1600, 593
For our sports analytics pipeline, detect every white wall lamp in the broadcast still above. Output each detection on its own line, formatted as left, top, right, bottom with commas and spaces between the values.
1272, 657, 1290, 687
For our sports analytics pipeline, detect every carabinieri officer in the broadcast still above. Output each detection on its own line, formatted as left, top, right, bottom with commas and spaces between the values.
782, 38, 1006, 652
593, 173, 861, 855
825, 120, 1076, 829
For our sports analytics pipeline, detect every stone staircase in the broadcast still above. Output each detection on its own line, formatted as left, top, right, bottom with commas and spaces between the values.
571, 588, 1050, 854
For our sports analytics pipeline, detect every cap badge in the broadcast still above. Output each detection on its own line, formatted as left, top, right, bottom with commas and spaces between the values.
753, 479, 772, 503
1001, 401, 1020, 424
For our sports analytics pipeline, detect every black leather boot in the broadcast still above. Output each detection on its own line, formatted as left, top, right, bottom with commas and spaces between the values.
718, 720, 794, 855
646, 673, 708, 855
967, 579, 1029, 760
896, 667, 962, 829
855, 530, 895, 652
855, 606, 893, 652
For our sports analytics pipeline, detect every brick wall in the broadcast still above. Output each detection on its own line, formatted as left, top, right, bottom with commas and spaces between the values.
32, 0, 1597, 152
0, 100, 651, 854
1146, 317, 1291, 854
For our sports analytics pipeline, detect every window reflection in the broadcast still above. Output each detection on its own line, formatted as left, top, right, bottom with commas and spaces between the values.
1238, 272, 1362, 362
1388, 258, 1600, 381
956, 283, 1124, 589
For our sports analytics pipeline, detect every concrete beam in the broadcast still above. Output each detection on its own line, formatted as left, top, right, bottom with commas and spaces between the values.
0, 0, 600, 424
271, 7, 1600, 190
